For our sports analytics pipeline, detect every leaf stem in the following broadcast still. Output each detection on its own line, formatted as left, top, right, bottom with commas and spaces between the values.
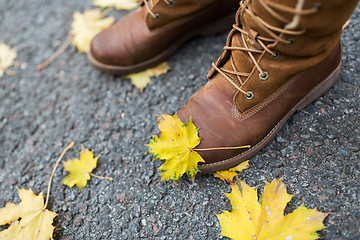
37, 35, 72, 70
342, 19, 352, 30
20, 210, 42, 228
44, 142, 74, 209
36, 211, 45, 239
89, 172, 113, 181
4, 69, 16, 76
101, 8, 113, 17
195, 145, 251, 151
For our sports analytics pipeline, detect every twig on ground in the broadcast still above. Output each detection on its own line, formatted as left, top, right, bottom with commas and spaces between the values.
37, 35, 72, 71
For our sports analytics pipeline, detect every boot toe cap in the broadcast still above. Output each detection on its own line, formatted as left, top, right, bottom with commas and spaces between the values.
90, 30, 128, 66
177, 77, 252, 169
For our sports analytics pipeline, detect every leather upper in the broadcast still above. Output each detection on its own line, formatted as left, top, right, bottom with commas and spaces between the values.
90, 0, 239, 67
178, 43, 341, 164
177, 0, 359, 166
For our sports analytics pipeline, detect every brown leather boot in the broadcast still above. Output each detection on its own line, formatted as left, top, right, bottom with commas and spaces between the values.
88, 0, 240, 75
177, 0, 359, 173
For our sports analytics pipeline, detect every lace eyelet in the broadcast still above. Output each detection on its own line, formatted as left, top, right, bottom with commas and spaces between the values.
245, 91, 254, 100
288, 38, 296, 47
259, 71, 269, 81
167, 0, 175, 7
153, 13, 161, 21
314, 2, 322, 11
271, 51, 280, 59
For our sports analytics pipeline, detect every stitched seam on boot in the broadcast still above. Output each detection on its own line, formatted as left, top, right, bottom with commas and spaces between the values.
204, 68, 340, 168
232, 72, 304, 121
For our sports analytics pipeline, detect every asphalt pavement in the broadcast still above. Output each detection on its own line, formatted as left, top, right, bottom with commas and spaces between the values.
0, 1, 359, 239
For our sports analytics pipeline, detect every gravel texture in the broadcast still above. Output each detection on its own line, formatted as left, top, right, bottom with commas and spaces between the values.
0, 1, 359, 239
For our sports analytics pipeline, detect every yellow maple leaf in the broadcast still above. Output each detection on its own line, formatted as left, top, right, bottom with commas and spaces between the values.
0, 188, 57, 240
216, 179, 329, 240
126, 62, 171, 91
93, 0, 138, 10
70, 9, 114, 53
147, 113, 205, 182
62, 147, 99, 190
0, 43, 17, 77
214, 160, 250, 183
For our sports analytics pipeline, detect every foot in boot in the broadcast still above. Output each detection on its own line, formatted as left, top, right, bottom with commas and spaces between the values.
88, 0, 239, 75
177, 0, 359, 173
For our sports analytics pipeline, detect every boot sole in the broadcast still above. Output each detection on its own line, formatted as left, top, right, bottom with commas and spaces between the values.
87, 14, 235, 75
198, 62, 341, 174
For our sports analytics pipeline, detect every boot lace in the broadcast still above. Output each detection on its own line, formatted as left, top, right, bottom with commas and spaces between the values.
142, 0, 175, 21
213, 0, 320, 99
